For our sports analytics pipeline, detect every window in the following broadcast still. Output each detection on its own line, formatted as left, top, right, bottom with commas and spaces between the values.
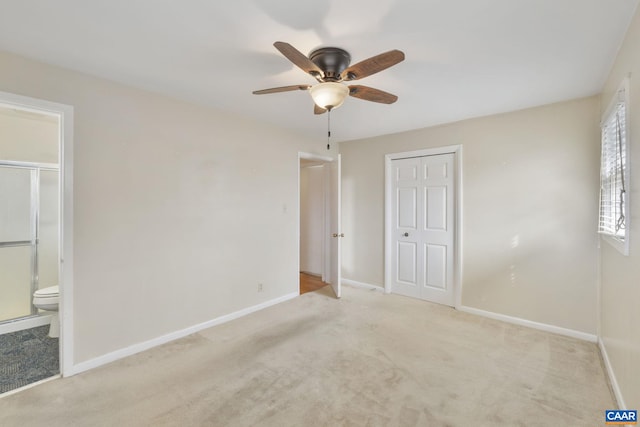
599, 78, 630, 255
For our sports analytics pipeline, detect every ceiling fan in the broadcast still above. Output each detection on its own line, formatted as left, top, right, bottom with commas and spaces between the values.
253, 42, 405, 114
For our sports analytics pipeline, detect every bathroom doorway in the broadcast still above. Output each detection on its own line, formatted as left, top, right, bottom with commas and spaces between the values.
0, 92, 73, 393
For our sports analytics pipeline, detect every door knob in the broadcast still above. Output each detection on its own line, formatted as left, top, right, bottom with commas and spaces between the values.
403, 232, 409, 237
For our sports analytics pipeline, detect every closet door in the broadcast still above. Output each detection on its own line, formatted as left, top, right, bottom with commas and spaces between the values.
391, 153, 455, 306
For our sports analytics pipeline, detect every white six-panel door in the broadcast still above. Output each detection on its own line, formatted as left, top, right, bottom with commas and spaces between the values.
391, 153, 455, 306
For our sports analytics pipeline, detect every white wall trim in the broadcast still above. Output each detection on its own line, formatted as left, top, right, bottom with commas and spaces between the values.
457, 305, 598, 343
0, 91, 74, 377
342, 278, 385, 292
0, 314, 52, 335
68, 292, 299, 376
598, 338, 626, 409
384, 145, 463, 307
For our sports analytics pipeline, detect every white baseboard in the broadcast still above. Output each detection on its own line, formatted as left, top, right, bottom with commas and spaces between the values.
0, 314, 52, 335
342, 278, 385, 292
68, 292, 299, 376
598, 338, 626, 409
457, 305, 597, 343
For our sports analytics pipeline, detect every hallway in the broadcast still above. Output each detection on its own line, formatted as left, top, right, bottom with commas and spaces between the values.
299, 273, 327, 295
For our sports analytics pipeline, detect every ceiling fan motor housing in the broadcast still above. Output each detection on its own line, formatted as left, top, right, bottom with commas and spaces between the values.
309, 47, 351, 81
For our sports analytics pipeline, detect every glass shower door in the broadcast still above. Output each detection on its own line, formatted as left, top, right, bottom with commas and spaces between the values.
0, 166, 36, 322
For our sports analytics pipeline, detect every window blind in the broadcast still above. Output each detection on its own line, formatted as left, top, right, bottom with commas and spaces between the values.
599, 90, 627, 239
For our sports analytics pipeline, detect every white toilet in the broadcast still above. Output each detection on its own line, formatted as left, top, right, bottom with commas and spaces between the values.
33, 285, 60, 338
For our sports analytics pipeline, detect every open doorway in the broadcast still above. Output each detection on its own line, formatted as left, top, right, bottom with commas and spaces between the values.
0, 91, 73, 391
298, 152, 341, 297
299, 158, 328, 294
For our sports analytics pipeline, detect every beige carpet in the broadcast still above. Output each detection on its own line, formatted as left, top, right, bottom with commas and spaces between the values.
0, 285, 614, 426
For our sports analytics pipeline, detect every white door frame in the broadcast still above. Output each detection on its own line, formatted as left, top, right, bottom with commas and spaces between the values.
384, 145, 463, 308
298, 152, 335, 289
0, 91, 74, 376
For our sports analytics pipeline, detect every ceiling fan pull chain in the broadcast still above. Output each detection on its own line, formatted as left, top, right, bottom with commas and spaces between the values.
327, 109, 331, 150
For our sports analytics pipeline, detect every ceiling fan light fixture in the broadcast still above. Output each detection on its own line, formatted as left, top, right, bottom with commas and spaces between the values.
309, 82, 349, 110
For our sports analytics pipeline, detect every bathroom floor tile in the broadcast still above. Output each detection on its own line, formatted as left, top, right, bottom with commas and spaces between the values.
0, 325, 58, 394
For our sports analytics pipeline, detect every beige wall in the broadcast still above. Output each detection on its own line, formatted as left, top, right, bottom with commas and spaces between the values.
340, 96, 601, 334
0, 50, 333, 364
0, 107, 58, 164
599, 6, 640, 409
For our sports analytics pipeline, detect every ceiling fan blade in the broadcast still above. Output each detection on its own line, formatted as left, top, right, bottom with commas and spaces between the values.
348, 85, 398, 104
274, 41, 324, 79
252, 85, 311, 95
340, 50, 405, 81
314, 104, 327, 115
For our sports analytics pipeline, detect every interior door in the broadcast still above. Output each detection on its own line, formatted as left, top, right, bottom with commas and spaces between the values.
391, 154, 455, 306
328, 155, 342, 298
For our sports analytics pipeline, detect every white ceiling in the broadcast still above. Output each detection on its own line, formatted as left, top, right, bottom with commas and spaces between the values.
0, 0, 637, 142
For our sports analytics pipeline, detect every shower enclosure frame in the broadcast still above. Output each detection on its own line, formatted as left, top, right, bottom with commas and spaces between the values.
0, 91, 74, 377
0, 160, 59, 323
